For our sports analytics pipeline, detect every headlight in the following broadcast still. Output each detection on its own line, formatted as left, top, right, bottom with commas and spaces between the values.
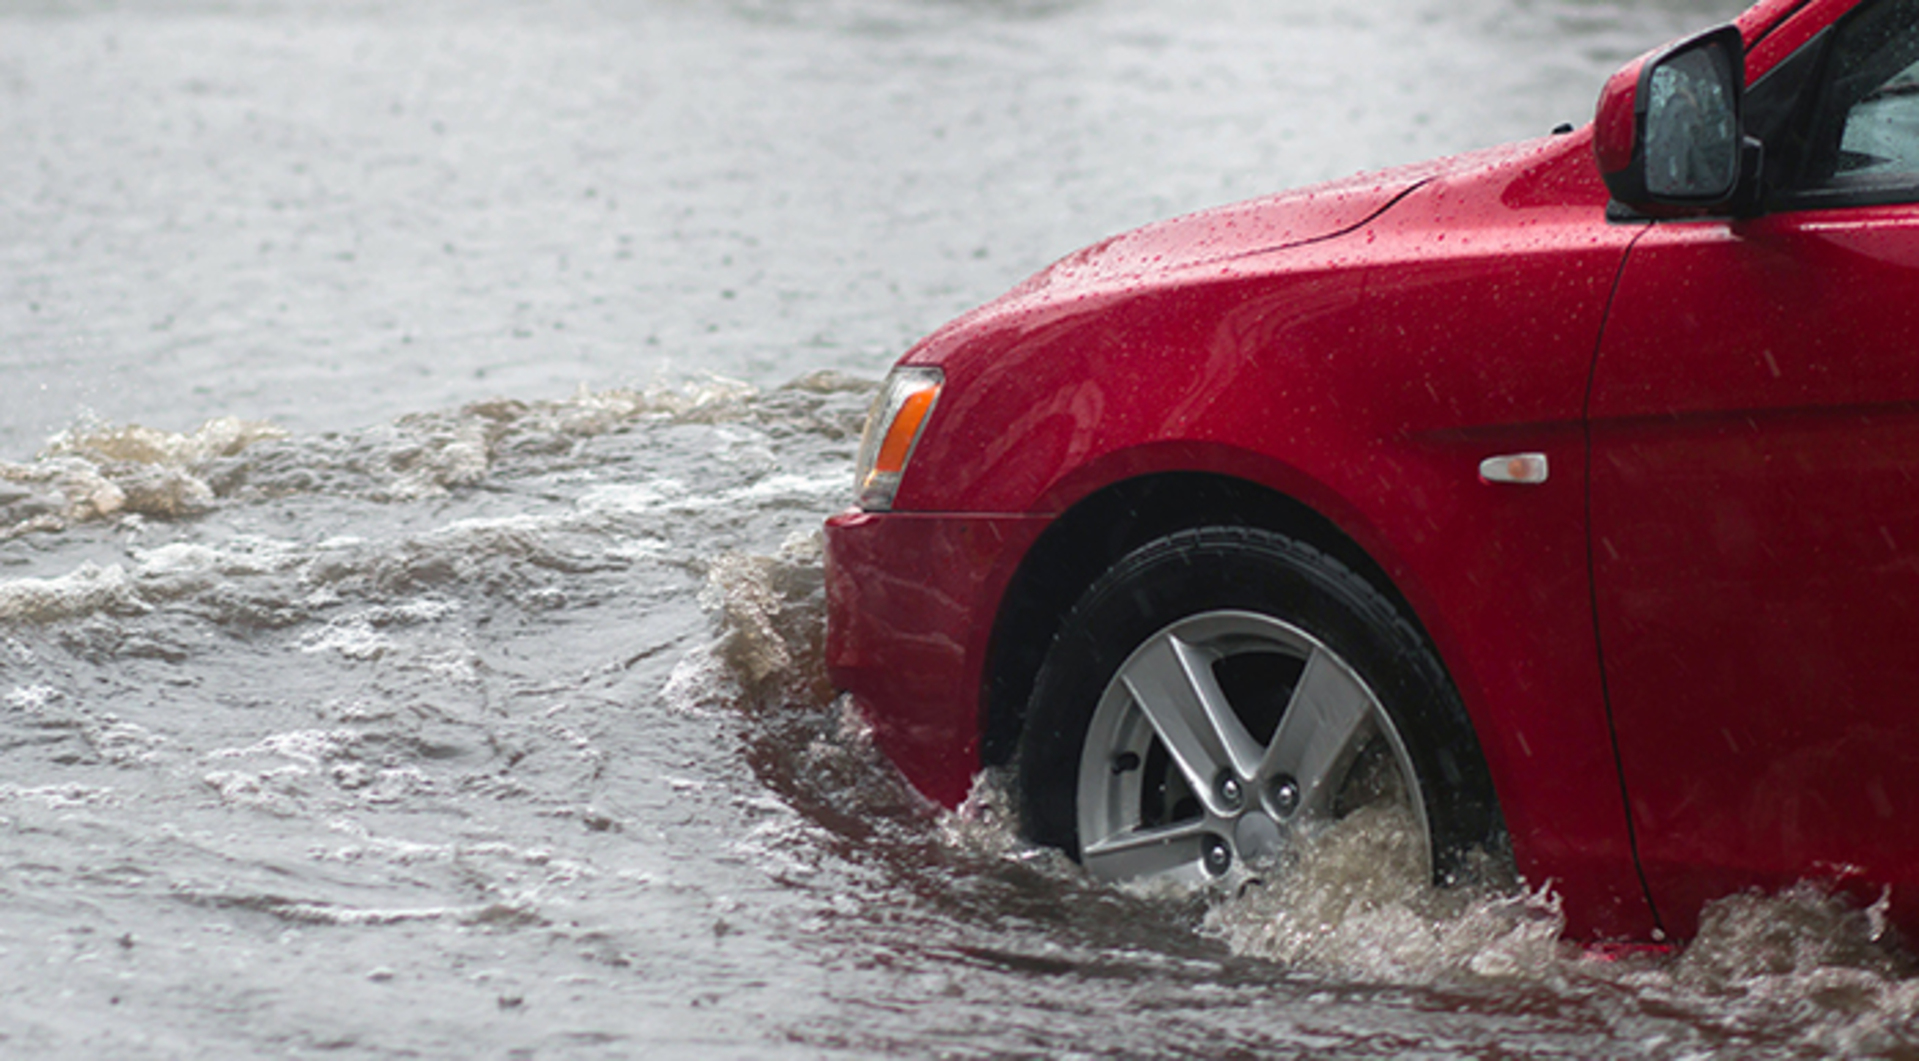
854, 366, 943, 511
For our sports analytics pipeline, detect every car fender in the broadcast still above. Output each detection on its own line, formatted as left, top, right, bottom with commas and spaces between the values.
897, 133, 1663, 936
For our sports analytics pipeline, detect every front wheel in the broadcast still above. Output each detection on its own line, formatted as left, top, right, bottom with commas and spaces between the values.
1016, 526, 1501, 887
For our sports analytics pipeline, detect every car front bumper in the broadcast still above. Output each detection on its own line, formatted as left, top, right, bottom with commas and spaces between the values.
823, 507, 1051, 808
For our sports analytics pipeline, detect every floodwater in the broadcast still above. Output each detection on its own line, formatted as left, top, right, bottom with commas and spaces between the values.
6, 0, 1917, 1056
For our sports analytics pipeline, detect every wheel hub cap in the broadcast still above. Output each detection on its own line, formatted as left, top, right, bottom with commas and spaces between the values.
1232, 809, 1285, 866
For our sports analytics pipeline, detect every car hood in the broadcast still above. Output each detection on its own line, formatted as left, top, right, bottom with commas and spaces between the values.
903, 136, 1597, 366
1004, 155, 1473, 300
998, 140, 1583, 306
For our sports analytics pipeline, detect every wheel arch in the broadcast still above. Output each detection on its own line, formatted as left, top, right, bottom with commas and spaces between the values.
978, 469, 1430, 769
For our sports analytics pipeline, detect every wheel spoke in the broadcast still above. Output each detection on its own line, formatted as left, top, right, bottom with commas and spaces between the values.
1258, 646, 1376, 819
1118, 632, 1263, 807
1080, 817, 1214, 881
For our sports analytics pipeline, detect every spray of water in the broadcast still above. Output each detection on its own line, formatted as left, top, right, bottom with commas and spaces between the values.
691, 518, 1919, 1056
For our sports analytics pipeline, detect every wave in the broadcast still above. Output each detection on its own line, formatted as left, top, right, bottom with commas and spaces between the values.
0, 371, 873, 544
0, 371, 874, 629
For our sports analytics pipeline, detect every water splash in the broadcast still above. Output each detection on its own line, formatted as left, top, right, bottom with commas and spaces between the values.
0, 374, 872, 542
701, 532, 833, 710
45, 416, 289, 467
1202, 804, 1565, 981
0, 562, 151, 624
0, 416, 289, 536
684, 528, 1919, 1051
1604, 884, 1919, 1057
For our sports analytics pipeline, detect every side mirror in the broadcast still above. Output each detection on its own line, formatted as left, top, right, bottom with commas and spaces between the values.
1595, 25, 1753, 214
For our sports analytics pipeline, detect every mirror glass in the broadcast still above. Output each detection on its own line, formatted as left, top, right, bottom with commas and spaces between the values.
1644, 43, 1740, 199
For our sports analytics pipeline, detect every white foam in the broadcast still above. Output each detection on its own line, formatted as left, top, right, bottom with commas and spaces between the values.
85, 715, 167, 766
936, 769, 1043, 863
1201, 803, 1565, 981
300, 619, 393, 661
43, 416, 288, 466
576, 480, 686, 515
131, 536, 306, 579
203, 764, 314, 814
0, 783, 119, 808
0, 562, 151, 624
0, 418, 286, 535
207, 729, 365, 765
4, 684, 64, 714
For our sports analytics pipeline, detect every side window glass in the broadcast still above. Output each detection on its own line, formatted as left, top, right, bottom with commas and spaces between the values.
1799, 0, 1919, 198
1834, 52, 1919, 180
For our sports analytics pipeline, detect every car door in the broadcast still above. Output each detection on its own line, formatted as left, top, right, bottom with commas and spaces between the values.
1589, 0, 1919, 935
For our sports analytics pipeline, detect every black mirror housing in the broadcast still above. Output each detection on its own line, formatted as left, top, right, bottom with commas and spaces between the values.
1596, 25, 1755, 215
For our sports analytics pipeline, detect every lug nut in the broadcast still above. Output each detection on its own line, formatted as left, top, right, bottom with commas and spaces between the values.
1215, 771, 1245, 811
1202, 834, 1232, 877
1270, 775, 1301, 818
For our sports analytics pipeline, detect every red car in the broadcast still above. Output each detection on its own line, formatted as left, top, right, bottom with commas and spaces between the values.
824, 0, 1919, 942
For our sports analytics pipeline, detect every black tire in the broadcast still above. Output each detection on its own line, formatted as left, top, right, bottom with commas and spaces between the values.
1016, 526, 1501, 886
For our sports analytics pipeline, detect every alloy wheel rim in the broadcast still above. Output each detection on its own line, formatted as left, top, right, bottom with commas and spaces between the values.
1074, 609, 1430, 884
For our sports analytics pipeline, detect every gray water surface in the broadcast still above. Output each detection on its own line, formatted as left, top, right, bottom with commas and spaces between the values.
14, 1, 1919, 1057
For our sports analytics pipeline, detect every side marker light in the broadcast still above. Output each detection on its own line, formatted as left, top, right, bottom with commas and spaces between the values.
1479, 453, 1550, 485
